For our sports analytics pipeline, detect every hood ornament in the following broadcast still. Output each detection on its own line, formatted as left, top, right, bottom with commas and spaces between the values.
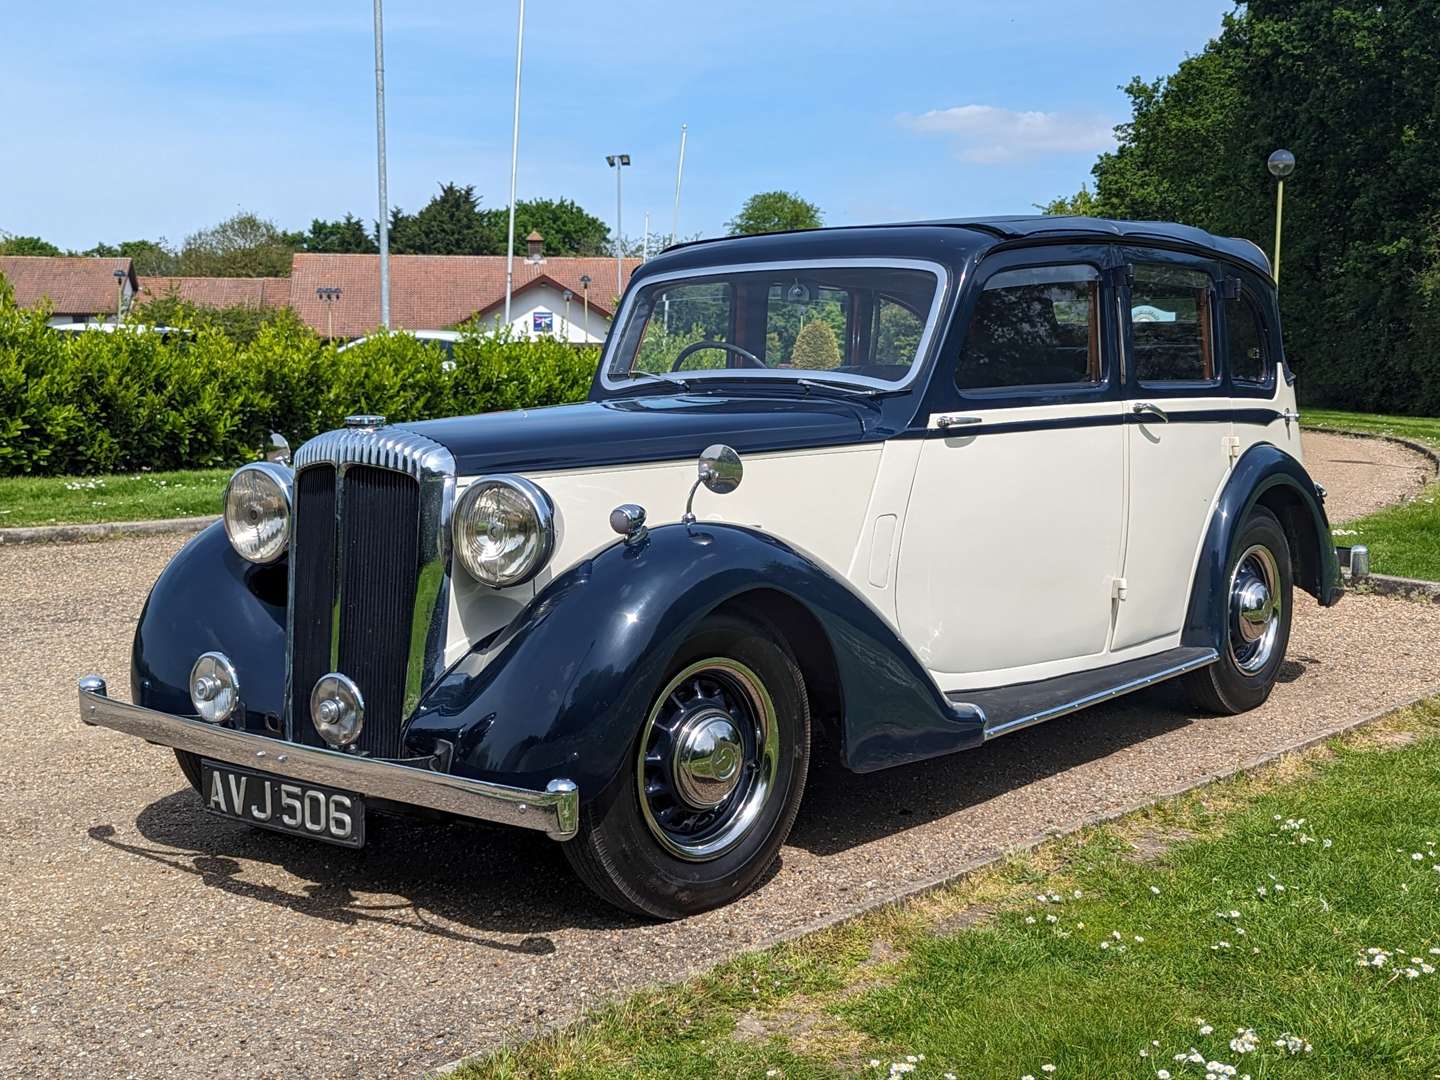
344, 414, 387, 431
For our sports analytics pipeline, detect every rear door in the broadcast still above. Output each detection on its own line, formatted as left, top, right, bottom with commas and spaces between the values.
1112, 251, 1233, 653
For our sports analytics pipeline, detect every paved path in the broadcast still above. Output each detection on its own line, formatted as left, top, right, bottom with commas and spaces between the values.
1302, 429, 1433, 522
2, 435, 1438, 1080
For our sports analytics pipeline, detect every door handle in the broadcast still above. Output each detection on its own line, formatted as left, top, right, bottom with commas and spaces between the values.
933, 414, 982, 430
1131, 401, 1169, 423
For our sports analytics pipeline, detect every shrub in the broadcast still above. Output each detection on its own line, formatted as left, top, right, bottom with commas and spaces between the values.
0, 284, 602, 477
791, 318, 841, 369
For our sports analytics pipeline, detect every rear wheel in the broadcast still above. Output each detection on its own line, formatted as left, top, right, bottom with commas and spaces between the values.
563, 612, 810, 919
1184, 506, 1293, 714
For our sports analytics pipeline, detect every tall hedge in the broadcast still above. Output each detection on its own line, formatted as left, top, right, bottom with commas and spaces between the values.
0, 281, 600, 476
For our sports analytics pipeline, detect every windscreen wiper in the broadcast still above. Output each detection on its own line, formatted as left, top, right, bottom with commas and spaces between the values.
623, 369, 690, 391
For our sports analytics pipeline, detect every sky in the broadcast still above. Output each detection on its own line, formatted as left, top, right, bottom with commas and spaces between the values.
2, 1, 1235, 251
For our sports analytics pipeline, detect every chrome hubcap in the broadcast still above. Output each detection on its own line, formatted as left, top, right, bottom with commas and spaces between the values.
637, 658, 779, 862
671, 710, 744, 809
1229, 544, 1282, 674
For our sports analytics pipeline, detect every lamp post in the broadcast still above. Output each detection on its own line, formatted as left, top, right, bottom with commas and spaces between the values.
1267, 149, 1295, 287
580, 273, 592, 342
373, 0, 391, 328
112, 268, 125, 323
316, 286, 343, 340
606, 153, 630, 296
503, 0, 526, 327
561, 289, 572, 341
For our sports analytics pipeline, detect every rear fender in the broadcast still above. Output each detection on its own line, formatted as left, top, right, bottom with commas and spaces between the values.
1182, 442, 1342, 652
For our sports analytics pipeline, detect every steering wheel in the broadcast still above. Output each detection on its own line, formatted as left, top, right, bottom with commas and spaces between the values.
670, 340, 764, 371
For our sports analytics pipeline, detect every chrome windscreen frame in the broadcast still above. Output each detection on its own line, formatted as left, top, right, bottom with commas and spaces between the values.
286, 426, 457, 742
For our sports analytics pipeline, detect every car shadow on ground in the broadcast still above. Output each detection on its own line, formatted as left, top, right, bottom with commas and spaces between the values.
88, 667, 1314, 938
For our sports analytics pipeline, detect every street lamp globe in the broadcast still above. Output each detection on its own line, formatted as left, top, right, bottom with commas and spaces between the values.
1267, 149, 1295, 178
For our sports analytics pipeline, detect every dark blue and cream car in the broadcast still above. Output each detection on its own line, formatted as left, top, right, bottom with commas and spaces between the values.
79, 217, 1342, 918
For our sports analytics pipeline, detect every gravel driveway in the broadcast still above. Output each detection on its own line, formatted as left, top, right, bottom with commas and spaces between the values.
2, 433, 1437, 1080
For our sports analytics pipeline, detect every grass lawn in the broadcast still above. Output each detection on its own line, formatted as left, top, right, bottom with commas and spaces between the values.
461, 699, 1440, 1080
0, 468, 229, 527
1305, 410, 1440, 581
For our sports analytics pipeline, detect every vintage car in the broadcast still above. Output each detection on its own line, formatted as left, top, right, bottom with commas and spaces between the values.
78, 216, 1343, 918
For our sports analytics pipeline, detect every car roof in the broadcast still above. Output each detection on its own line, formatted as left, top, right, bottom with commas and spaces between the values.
654, 215, 1271, 280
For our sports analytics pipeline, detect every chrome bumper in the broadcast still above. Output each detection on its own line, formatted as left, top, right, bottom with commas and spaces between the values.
76, 676, 579, 840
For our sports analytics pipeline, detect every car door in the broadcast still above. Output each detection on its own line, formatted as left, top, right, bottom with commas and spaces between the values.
895, 251, 1126, 688
1112, 251, 1234, 653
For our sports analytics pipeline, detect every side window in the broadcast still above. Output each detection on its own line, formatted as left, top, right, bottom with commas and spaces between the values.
956, 265, 1102, 391
1130, 263, 1215, 383
1226, 290, 1270, 385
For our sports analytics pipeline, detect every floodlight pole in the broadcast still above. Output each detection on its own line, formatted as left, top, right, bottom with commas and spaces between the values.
504, 0, 526, 327
373, 0, 391, 328
670, 123, 687, 246
606, 154, 630, 296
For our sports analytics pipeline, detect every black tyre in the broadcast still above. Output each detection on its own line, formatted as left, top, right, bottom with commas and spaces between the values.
1184, 506, 1293, 715
563, 612, 811, 920
175, 748, 204, 793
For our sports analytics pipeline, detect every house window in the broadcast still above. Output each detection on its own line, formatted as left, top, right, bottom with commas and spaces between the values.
1131, 264, 1215, 383
956, 265, 1102, 390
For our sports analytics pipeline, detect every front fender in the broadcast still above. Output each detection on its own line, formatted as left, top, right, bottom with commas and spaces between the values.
131, 521, 288, 732
1182, 442, 1343, 651
406, 523, 982, 801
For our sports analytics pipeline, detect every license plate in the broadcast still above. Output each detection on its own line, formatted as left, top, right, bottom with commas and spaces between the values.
200, 760, 365, 848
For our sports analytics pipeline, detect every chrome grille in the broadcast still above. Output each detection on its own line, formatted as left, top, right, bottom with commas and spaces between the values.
286, 428, 455, 758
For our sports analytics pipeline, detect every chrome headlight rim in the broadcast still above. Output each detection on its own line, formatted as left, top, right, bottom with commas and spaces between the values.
223, 461, 293, 565
452, 474, 555, 590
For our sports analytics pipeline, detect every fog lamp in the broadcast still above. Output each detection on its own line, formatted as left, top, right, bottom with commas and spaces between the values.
190, 652, 240, 723
311, 672, 365, 749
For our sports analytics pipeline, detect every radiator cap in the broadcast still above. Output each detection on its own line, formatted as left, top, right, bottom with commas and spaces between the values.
344, 414, 386, 430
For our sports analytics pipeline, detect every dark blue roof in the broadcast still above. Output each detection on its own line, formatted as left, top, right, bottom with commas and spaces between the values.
917, 215, 1272, 276
654, 215, 1271, 279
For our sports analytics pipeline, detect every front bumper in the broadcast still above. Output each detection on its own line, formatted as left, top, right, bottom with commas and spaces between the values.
77, 676, 579, 840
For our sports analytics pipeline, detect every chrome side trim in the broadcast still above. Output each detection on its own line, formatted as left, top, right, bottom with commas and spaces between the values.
78, 681, 578, 840
974, 649, 1218, 741
285, 425, 457, 736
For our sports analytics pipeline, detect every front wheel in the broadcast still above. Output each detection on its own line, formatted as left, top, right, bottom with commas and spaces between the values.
563, 612, 811, 919
1183, 506, 1293, 714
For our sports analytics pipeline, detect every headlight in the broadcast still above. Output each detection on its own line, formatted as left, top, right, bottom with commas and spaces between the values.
223, 462, 292, 564
453, 475, 555, 589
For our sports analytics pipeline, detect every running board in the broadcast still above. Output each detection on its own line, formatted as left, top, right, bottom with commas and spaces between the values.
947, 646, 1219, 741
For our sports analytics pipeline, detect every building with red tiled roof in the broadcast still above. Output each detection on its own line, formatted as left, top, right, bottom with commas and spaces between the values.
137, 276, 289, 310
0, 256, 139, 324
289, 246, 641, 341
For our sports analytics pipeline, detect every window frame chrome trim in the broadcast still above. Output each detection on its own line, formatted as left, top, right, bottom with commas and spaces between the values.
597, 257, 952, 395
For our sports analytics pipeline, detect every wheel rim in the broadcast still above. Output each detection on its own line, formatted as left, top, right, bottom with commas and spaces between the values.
636, 657, 779, 862
1228, 543, 1282, 675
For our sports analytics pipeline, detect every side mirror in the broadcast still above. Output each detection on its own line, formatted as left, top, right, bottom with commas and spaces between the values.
683, 444, 742, 523
698, 444, 742, 494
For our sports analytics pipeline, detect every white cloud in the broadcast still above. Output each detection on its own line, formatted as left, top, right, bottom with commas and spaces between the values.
901, 104, 1115, 164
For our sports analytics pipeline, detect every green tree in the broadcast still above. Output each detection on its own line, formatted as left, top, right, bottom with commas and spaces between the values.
0, 235, 62, 256
301, 213, 377, 254
390, 183, 504, 255
726, 191, 823, 235
81, 239, 180, 275
1037, 185, 1101, 217
1082, 1, 1440, 415
178, 211, 298, 277
514, 198, 610, 255
790, 318, 841, 370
